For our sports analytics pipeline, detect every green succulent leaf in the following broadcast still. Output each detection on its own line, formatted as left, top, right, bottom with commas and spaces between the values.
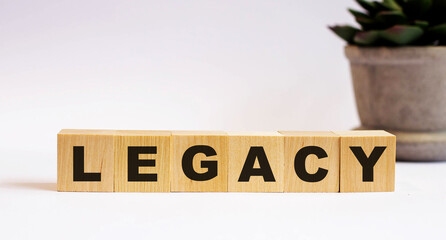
329, 25, 360, 43
376, 11, 407, 26
373, 1, 391, 11
374, 1, 392, 11
382, 0, 403, 11
329, 0, 442, 45
401, 0, 432, 18
428, 23, 446, 38
348, 8, 379, 30
348, 8, 371, 19
356, 0, 379, 14
356, 16, 379, 30
414, 20, 429, 29
354, 30, 381, 45
380, 25, 423, 45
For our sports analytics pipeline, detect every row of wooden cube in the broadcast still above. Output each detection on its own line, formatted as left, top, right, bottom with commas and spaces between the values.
57, 130, 396, 192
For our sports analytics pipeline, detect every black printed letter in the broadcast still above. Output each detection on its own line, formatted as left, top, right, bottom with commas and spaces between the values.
128, 146, 157, 182
238, 147, 275, 182
73, 146, 101, 181
294, 146, 328, 182
182, 145, 218, 181
350, 146, 387, 182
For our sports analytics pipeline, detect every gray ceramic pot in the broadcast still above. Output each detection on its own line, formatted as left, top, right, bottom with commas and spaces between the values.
345, 46, 446, 161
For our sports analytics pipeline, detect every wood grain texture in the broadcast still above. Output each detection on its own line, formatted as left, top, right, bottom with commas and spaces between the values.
279, 131, 339, 192
334, 130, 396, 192
170, 131, 228, 192
228, 132, 284, 192
114, 130, 171, 192
57, 129, 115, 192
57, 129, 396, 193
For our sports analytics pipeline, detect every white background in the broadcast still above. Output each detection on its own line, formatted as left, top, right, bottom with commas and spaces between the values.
1, 0, 445, 239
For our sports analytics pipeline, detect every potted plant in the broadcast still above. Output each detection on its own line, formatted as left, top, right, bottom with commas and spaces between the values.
330, 0, 446, 161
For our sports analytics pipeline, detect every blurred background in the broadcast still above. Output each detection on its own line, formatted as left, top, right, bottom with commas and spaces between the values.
1, 0, 359, 157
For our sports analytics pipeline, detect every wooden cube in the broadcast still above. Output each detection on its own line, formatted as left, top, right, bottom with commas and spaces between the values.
279, 131, 340, 192
228, 132, 284, 192
114, 130, 171, 192
170, 131, 228, 192
57, 129, 115, 192
334, 130, 396, 192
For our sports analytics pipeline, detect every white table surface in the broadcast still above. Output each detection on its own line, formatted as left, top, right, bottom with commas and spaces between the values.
1, 149, 445, 240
